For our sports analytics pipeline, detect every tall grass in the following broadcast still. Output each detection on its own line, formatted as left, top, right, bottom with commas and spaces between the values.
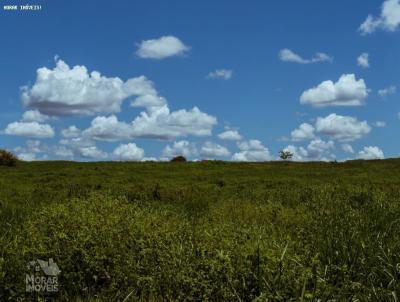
1, 160, 400, 301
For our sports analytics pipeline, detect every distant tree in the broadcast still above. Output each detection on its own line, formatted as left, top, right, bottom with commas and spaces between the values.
279, 150, 293, 161
0, 149, 18, 166
170, 156, 187, 162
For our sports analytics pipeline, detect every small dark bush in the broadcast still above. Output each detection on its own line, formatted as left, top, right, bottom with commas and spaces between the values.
170, 155, 187, 162
0, 149, 18, 166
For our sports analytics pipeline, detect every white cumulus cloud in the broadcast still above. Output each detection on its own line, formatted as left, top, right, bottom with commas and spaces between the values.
113, 143, 145, 161
232, 140, 272, 162
22, 110, 50, 122
291, 123, 315, 141
4, 121, 55, 138
300, 74, 368, 107
200, 142, 230, 158
22, 59, 159, 116
162, 140, 197, 159
79, 146, 108, 159
357, 146, 384, 160
359, 0, 400, 34
315, 113, 371, 141
136, 36, 190, 59
218, 129, 242, 141
284, 139, 335, 161
341, 144, 355, 154
61, 125, 81, 138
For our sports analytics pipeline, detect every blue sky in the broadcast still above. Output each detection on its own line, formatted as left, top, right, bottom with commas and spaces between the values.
0, 0, 399, 161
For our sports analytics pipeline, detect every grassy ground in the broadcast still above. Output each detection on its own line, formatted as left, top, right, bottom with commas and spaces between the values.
1, 159, 400, 301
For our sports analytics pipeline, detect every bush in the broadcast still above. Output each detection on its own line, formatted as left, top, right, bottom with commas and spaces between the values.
170, 155, 187, 162
0, 149, 18, 167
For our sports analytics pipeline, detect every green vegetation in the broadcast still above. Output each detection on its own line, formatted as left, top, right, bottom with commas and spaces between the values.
1, 159, 400, 301
0, 149, 18, 167
170, 155, 187, 162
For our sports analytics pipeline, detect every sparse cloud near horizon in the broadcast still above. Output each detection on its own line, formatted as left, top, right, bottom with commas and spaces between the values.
357, 146, 384, 160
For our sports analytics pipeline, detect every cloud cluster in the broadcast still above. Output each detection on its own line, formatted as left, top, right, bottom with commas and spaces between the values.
284, 139, 335, 161
279, 49, 332, 64
232, 140, 272, 162
359, 0, 400, 34
300, 74, 368, 107
136, 36, 190, 59
81, 105, 217, 141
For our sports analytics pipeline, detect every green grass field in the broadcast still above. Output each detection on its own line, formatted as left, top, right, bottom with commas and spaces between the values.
1, 159, 400, 301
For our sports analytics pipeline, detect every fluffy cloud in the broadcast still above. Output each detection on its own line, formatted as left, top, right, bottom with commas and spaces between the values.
284, 139, 335, 161
61, 125, 82, 138
279, 49, 332, 64
4, 121, 55, 138
300, 74, 368, 107
341, 144, 355, 154
200, 142, 230, 158
357, 146, 384, 160
291, 123, 315, 141
113, 143, 145, 161
207, 69, 233, 80
79, 146, 107, 159
14, 140, 49, 160
359, 0, 400, 34
232, 140, 272, 162
130, 106, 217, 139
218, 129, 242, 141
54, 146, 74, 158
136, 36, 190, 59
315, 114, 371, 141
378, 85, 396, 97
22, 110, 50, 122
82, 115, 133, 141
83, 106, 217, 141
22, 59, 159, 116
162, 140, 197, 158
357, 53, 370, 68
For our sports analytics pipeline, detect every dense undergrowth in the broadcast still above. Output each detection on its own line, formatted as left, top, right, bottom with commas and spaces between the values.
1, 160, 400, 301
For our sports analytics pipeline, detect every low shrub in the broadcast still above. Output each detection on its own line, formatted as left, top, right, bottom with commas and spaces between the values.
170, 156, 187, 162
0, 149, 18, 166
